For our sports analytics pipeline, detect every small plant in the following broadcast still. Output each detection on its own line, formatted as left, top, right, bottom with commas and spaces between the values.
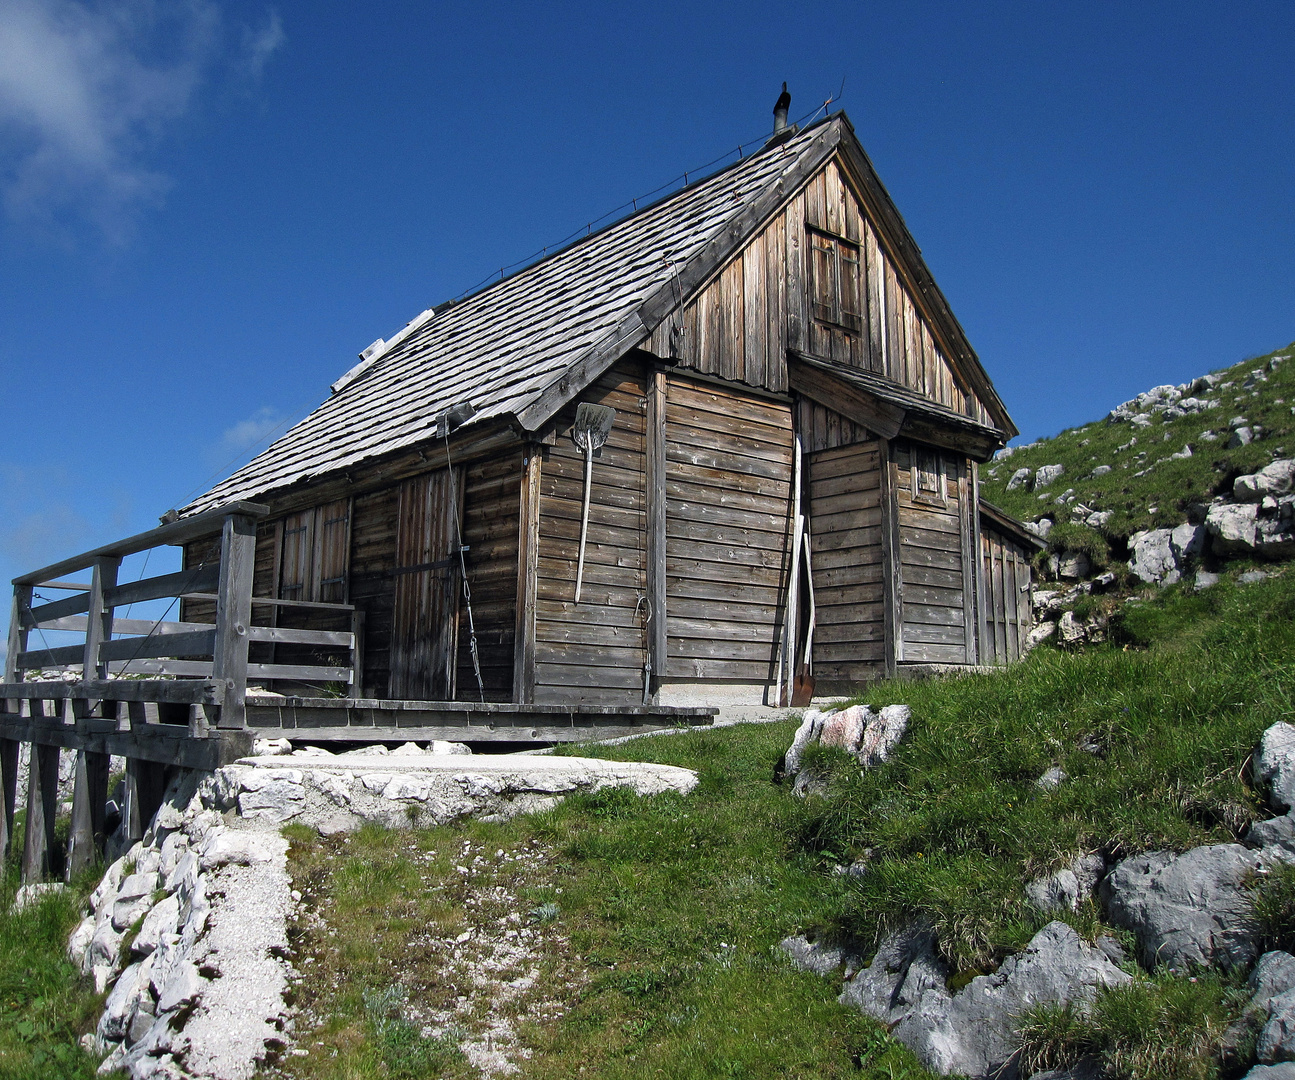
1251, 861, 1295, 953
361, 983, 464, 1080
528, 900, 560, 923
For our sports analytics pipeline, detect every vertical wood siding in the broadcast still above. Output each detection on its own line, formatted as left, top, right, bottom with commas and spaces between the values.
389, 468, 463, 700
892, 441, 969, 664
454, 452, 521, 701
980, 525, 1034, 665
646, 157, 991, 425
808, 440, 885, 684
664, 374, 794, 684
533, 360, 650, 704
349, 484, 398, 696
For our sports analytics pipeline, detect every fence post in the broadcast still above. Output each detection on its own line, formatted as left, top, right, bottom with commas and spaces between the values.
212, 514, 255, 729
21, 743, 59, 883
83, 557, 120, 682
67, 750, 109, 877
0, 740, 16, 868
349, 609, 366, 697
1, 586, 26, 868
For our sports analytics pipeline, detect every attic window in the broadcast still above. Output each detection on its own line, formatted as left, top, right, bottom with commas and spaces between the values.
279, 498, 351, 604
808, 227, 863, 334
912, 447, 947, 507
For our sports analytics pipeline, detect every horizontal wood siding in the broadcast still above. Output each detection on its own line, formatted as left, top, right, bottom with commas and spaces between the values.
893, 441, 969, 664
809, 439, 885, 684
455, 453, 521, 701
646, 156, 991, 425
664, 374, 794, 684
533, 360, 649, 704
980, 523, 1034, 666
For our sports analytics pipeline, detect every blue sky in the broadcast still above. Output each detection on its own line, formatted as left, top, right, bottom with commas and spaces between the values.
0, 0, 1292, 600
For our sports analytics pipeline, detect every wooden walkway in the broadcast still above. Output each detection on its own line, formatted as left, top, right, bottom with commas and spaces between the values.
1, 504, 714, 882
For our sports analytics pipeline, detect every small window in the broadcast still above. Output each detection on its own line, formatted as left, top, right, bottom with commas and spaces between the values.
278, 499, 351, 603
912, 447, 947, 507
808, 227, 863, 333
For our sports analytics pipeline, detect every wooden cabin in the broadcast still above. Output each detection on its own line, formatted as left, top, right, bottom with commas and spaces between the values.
182, 112, 1037, 706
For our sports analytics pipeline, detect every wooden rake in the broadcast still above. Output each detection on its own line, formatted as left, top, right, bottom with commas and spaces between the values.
572, 403, 615, 603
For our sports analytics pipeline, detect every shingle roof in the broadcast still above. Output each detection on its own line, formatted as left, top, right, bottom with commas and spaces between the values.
185, 121, 840, 514
185, 113, 1014, 515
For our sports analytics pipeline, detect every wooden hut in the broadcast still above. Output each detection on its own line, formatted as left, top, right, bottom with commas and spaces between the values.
182, 111, 1036, 705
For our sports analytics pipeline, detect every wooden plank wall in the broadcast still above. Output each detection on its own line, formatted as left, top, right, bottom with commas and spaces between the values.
645, 157, 991, 426
796, 397, 873, 454
980, 525, 1034, 665
808, 440, 885, 685
664, 374, 794, 684
454, 453, 521, 701
348, 484, 398, 696
892, 442, 969, 664
389, 468, 462, 700
533, 360, 650, 704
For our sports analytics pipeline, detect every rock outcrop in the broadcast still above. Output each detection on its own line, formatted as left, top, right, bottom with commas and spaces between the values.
825, 922, 1129, 1079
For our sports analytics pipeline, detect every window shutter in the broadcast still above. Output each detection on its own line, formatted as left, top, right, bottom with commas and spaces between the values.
810, 233, 837, 324
279, 511, 313, 601
839, 242, 863, 333
317, 499, 351, 604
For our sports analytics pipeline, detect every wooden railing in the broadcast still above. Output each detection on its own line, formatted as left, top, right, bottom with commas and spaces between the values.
3, 502, 363, 728
0, 501, 363, 880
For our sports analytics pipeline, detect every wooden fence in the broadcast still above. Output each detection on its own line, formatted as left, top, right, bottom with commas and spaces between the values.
0, 502, 361, 881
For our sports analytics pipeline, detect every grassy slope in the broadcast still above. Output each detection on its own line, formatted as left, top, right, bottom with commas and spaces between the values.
274, 572, 1295, 1079
980, 341, 1295, 563
6, 573, 1292, 1079
0, 868, 109, 1080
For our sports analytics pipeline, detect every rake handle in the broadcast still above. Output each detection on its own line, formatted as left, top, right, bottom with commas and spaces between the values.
575, 440, 593, 603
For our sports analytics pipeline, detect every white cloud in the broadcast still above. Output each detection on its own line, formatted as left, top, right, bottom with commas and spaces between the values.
234, 8, 282, 89
216, 404, 285, 459
0, 0, 284, 243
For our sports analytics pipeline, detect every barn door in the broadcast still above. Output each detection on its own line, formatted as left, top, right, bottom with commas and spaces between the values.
390, 468, 464, 700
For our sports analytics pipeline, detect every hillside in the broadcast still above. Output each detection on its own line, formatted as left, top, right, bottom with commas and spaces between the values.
7, 341, 1295, 1080
980, 340, 1295, 576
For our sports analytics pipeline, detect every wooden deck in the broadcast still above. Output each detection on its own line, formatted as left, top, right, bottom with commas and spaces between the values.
0, 504, 715, 882
245, 695, 714, 743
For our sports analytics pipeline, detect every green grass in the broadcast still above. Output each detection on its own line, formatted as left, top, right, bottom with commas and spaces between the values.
0, 867, 111, 1080
980, 340, 1295, 560
277, 746, 926, 1079
9, 561, 1294, 1078
275, 571, 1295, 1079
1018, 970, 1250, 1080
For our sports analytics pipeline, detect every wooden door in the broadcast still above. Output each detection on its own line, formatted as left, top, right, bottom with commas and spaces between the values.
808, 439, 886, 684
390, 468, 463, 700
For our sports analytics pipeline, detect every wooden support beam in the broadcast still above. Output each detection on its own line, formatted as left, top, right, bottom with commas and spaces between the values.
645, 368, 668, 700
67, 750, 109, 878
970, 462, 987, 665
0, 679, 223, 705
5, 586, 30, 707
0, 714, 250, 769
959, 461, 979, 665
0, 739, 17, 867
83, 556, 121, 681
788, 358, 904, 439
21, 744, 59, 882
513, 447, 541, 704
125, 759, 168, 844
878, 440, 901, 675
212, 514, 256, 729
